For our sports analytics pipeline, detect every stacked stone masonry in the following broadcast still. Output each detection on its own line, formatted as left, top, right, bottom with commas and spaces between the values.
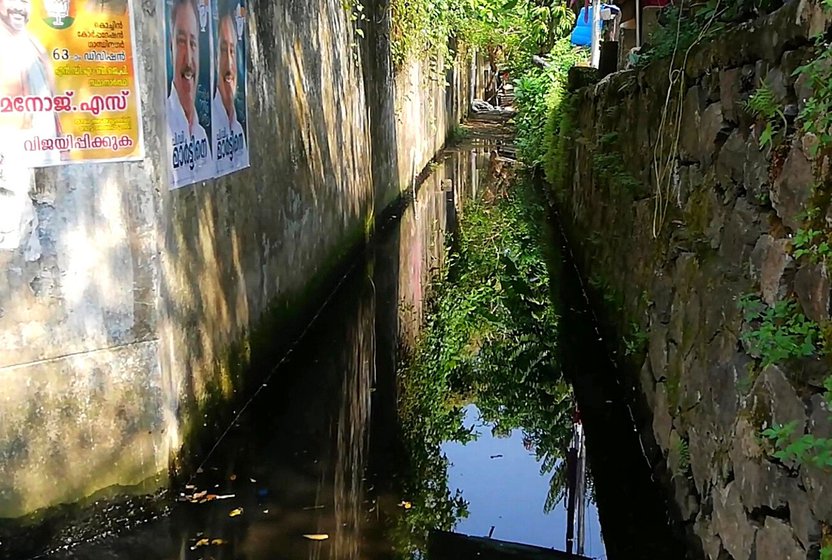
559, 1, 832, 558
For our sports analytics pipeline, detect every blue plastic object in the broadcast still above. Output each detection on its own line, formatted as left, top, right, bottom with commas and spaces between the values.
570, 6, 600, 46
570, 5, 605, 47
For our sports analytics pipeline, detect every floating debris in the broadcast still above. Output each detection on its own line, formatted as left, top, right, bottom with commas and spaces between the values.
190, 537, 228, 550
229, 508, 244, 517
302, 534, 329, 541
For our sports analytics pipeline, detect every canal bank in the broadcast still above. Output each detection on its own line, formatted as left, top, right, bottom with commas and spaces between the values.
9, 115, 686, 560
32, 128, 490, 560
550, 3, 832, 555
0, 0, 487, 534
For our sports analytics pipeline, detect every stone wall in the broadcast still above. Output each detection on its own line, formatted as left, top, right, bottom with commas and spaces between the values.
0, 0, 476, 531
557, 2, 831, 558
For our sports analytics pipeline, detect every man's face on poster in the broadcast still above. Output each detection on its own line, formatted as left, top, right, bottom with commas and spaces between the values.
172, 0, 199, 119
217, 15, 236, 117
0, 0, 31, 34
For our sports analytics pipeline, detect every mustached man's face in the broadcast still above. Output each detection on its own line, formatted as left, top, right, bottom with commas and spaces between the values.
217, 16, 236, 117
172, 2, 198, 120
0, 0, 30, 33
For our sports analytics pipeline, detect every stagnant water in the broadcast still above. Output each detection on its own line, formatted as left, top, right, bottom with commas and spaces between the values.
29, 135, 685, 560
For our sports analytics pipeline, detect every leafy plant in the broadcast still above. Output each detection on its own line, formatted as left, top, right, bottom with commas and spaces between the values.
513, 39, 587, 167
792, 228, 832, 263
762, 421, 832, 470
635, 0, 781, 67
636, 5, 701, 67
458, 0, 575, 74
738, 295, 820, 367
746, 82, 788, 149
624, 322, 648, 357
825, 375, 832, 408
795, 37, 832, 156
673, 436, 691, 476
544, 91, 577, 195
449, 124, 470, 142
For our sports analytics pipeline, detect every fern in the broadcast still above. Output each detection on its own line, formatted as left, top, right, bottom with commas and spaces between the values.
676, 438, 690, 475
746, 82, 788, 149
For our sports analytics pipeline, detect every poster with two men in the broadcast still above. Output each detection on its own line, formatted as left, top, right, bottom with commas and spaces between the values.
165, 0, 249, 189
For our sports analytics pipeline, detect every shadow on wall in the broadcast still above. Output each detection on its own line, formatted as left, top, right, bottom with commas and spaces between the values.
158, 0, 379, 475
42, 141, 483, 560
0, 0, 472, 550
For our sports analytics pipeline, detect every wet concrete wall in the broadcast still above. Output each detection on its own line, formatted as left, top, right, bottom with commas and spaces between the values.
0, 0, 476, 527
556, 2, 832, 558
45, 141, 486, 560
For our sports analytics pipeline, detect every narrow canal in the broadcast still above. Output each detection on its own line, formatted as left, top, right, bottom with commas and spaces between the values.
44, 119, 686, 560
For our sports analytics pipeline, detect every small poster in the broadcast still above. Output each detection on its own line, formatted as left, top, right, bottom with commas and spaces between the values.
210, 0, 248, 178
165, 0, 214, 188
0, 0, 144, 167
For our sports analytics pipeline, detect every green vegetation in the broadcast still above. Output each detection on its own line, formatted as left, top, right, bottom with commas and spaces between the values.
673, 436, 691, 476
592, 151, 642, 195
389, 0, 577, 73
456, 0, 575, 73
634, 0, 782, 67
739, 294, 832, 479
746, 82, 788, 149
390, 0, 459, 70
747, 38, 832, 555
545, 91, 577, 194
633, 5, 702, 67
762, 420, 832, 470
513, 39, 587, 166
738, 295, 820, 368
795, 35, 832, 156
449, 124, 471, 142
792, 228, 832, 263
395, 177, 574, 556
624, 321, 648, 357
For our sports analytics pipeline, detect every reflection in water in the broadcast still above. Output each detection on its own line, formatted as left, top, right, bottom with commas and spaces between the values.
332, 293, 374, 560
442, 405, 605, 556
52, 144, 486, 560
45, 138, 682, 560
393, 172, 589, 556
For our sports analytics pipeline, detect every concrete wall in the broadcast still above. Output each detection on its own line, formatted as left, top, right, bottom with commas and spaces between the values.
0, 0, 475, 528
555, 2, 831, 558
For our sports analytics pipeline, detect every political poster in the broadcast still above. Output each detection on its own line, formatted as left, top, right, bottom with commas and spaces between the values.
210, 0, 248, 178
0, 0, 144, 167
164, 0, 214, 189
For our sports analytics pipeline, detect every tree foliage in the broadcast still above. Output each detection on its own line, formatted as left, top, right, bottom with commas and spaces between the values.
390, 0, 577, 71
